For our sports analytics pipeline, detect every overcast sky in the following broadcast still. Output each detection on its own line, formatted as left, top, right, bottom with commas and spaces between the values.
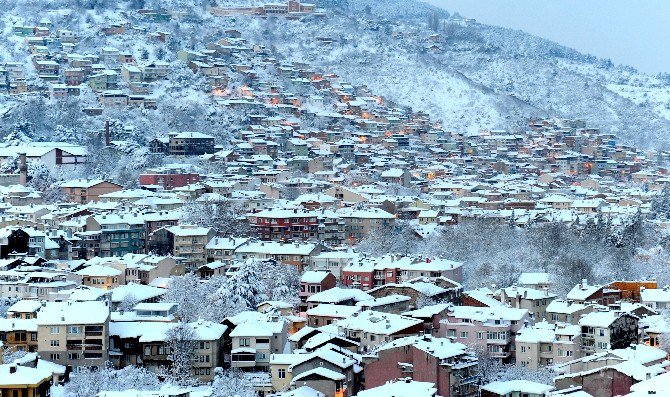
425, 0, 670, 75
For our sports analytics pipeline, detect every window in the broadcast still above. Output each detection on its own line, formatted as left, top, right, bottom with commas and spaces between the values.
477, 332, 484, 340
68, 352, 80, 360
521, 346, 526, 353
278, 369, 286, 379
144, 346, 151, 356
50, 326, 60, 334
447, 329, 456, 337
460, 331, 468, 339
50, 340, 60, 347
68, 326, 82, 334
240, 338, 250, 347
599, 329, 606, 337
50, 353, 60, 360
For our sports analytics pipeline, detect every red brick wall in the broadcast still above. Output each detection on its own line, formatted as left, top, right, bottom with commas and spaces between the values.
364, 346, 411, 389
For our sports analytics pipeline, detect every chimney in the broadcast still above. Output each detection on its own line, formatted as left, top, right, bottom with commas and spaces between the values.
19, 151, 27, 186
105, 119, 111, 146
9, 365, 17, 374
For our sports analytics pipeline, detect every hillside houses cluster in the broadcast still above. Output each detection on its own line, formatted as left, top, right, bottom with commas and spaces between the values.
1, 13, 670, 397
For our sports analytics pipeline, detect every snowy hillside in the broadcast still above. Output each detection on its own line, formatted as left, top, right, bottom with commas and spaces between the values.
233, 0, 670, 148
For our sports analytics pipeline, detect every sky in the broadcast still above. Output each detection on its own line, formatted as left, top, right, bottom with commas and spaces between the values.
425, 0, 670, 75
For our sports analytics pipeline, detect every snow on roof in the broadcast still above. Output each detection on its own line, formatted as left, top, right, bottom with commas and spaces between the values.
578, 310, 623, 328
355, 294, 410, 308
444, 306, 528, 323
0, 318, 38, 332
0, 364, 52, 387
402, 303, 450, 318
300, 270, 332, 284
306, 304, 361, 318
377, 334, 469, 360
110, 283, 166, 303
165, 225, 213, 236
380, 168, 404, 178
292, 367, 345, 382
75, 264, 122, 277
546, 300, 590, 314
498, 286, 557, 300
481, 380, 554, 395
356, 380, 437, 397
236, 241, 317, 256
205, 236, 249, 250
517, 272, 551, 285
338, 207, 395, 219
60, 179, 112, 188
629, 371, 670, 393
116, 320, 226, 342
335, 310, 422, 335
566, 282, 602, 301
609, 344, 667, 365
7, 299, 42, 313
306, 287, 373, 304
640, 287, 670, 303
288, 347, 356, 370
172, 131, 215, 139
36, 301, 110, 325
229, 319, 276, 338
303, 332, 359, 351
274, 386, 325, 397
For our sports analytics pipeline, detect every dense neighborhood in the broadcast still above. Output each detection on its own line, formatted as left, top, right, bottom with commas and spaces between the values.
0, 1, 669, 397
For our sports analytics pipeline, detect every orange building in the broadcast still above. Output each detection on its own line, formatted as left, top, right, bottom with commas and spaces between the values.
608, 280, 658, 302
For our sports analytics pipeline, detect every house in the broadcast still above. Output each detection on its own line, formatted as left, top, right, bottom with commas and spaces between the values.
75, 264, 123, 290
367, 279, 462, 309
554, 360, 665, 397
439, 306, 531, 364
0, 317, 39, 353
306, 304, 361, 328
363, 335, 479, 397
380, 168, 411, 187
496, 285, 557, 320
515, 321, 582, 369
235, 241, 321, 271
517, 273, 552, 291
545, 300, 594, 325
578, 310, 638, 353
6, 300, 42, 319
85, 214, 145, 257
168, 132, 216, 156
36, 300, 110, 370
229, 313, 287, 371
129, 320, 227, 382
334, 310, 424, 353
356, 380, 438, 397
480, 380, 554, 397
306, 287, 373, 310
148, 225, 215, 271
251, 208, 320, 241
206, 237, 249, 264
60, 180, 123, 203
640, 285, 670, 310
566, 279, 620, 306
139, 166, 201, 190
300, 270, 337, 312
0, 363, 53, 397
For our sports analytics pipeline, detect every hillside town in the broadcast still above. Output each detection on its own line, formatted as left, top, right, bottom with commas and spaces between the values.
0, 1, 669, 397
